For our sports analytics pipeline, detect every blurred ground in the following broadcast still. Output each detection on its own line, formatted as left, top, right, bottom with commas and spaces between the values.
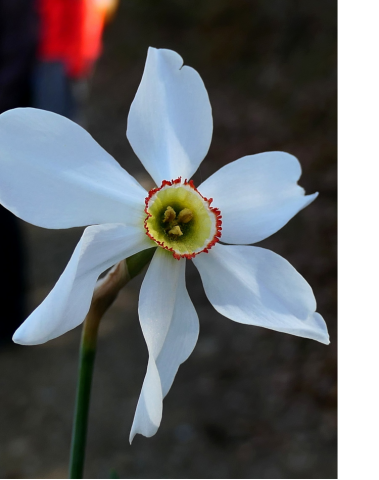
0, 1, 337, 478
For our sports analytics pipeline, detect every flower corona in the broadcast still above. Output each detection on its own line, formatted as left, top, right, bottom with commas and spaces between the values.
144, 178, 222, 259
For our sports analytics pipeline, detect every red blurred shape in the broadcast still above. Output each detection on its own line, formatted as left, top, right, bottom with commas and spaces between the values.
37, 0, 110, 78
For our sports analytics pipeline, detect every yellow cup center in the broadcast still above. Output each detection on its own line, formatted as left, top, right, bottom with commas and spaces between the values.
144, 180, 222, 259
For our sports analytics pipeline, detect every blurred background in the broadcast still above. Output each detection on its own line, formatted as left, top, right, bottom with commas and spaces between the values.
0, 0, 336, 478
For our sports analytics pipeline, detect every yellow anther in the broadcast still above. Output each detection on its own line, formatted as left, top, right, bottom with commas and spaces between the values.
177, 208, 193, 224
163, 206, 176, 223
168, 225, 183, 236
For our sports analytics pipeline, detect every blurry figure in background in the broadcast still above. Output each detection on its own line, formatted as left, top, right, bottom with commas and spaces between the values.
0, 0, 37, 344
33, 0, 119, 125
0, 0, 118, 345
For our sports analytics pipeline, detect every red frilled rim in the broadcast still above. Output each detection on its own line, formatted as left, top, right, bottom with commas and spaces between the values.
144, 177, 222, 260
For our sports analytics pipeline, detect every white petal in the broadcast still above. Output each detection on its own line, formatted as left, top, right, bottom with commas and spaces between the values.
199, 152, 318, 244
13, 224, 152, 345
130, 249, 199, 442
0, 108, 146, 229
127, 47, 213, 185
193, 244, 329, 344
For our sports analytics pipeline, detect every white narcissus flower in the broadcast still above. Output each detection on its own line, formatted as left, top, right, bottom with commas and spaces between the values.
0, 47, 329, 442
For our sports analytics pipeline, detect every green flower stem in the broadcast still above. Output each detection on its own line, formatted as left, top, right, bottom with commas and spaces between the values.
69, 247, 156, 479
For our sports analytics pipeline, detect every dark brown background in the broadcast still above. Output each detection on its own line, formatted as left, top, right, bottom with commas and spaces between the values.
0, 1, 336, 478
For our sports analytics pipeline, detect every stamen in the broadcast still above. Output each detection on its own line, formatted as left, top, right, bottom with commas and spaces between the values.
168, 225, 183, 236
177, 208, 193, 224
163, 206, 176, 223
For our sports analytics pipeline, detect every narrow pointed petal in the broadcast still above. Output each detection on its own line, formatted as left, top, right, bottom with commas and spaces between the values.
199, 152, 318, 244
0, 108, 146, 229
193, 244, 329, 344
127, 47, 213, 185
130, 358, 162, 441
130, 249, 199, 442
13, 224, 153, 345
